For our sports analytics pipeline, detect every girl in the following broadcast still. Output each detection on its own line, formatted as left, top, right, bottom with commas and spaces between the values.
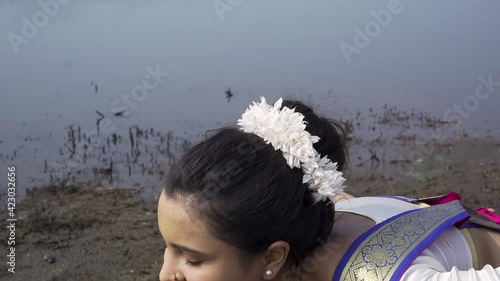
157, 97, 500, 281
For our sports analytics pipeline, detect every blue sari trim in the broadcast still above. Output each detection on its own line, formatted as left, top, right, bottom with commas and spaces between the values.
382, 194, 500, 232
332, 200, 469, 281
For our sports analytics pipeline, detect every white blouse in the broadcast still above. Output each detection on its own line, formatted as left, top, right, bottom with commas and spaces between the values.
335, 197, 500, 281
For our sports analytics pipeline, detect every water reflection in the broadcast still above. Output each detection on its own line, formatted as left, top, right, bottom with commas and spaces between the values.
1, 0, 499, 196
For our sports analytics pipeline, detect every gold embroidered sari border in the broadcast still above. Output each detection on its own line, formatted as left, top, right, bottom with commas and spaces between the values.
336, 201, 468, 281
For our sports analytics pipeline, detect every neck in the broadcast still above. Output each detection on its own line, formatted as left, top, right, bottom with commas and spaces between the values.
274, 257, 307, 281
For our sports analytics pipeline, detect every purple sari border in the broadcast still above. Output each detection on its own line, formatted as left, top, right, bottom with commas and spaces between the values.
461, 222, 500, 233
332, 200, 469, 281
390, 210, 470, 281
332, 208, 421, 281
377, 195, 414, 202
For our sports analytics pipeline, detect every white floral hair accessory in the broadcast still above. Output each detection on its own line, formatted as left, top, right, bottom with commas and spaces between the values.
237, 97, 346, 204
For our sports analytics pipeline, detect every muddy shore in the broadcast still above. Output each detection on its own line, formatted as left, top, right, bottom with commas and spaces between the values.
1, 136, 499, 281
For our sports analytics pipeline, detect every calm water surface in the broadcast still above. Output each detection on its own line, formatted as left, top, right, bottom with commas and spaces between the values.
1, 0, 499, 196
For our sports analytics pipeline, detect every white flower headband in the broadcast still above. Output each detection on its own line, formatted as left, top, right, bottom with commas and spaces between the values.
237, 97, 346, 204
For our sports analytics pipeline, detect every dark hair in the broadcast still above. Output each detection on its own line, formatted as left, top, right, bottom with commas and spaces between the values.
164, 99, 348, 262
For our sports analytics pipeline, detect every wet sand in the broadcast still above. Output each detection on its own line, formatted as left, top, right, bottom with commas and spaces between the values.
1, 135, 499, 281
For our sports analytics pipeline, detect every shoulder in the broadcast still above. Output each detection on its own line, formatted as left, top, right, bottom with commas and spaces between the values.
334, 196, 421, 224
311, 212, 377, 281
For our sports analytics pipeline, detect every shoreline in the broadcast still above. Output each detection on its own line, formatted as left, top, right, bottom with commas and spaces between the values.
1, 135, 499, 280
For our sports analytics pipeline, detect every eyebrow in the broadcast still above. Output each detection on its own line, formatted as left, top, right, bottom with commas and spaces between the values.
170, 243, 210, 256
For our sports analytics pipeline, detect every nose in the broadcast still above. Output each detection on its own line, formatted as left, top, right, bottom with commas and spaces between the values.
159, 248, 177, 281
159, 263, 169, 281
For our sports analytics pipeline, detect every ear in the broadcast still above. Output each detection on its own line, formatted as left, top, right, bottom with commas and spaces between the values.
261, 241, 290, 280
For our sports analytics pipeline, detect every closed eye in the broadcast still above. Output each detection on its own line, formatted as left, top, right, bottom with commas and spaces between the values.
185, 260, 203, 267
164, 242, 210, 268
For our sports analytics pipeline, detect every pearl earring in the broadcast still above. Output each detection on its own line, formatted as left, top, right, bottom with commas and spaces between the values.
265, 269, 273, 276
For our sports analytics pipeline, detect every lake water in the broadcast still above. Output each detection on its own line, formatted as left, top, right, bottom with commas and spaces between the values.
1, 0, 499, 196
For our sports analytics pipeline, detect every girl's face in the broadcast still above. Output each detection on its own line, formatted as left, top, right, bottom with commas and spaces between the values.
157, 191, 264, 281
